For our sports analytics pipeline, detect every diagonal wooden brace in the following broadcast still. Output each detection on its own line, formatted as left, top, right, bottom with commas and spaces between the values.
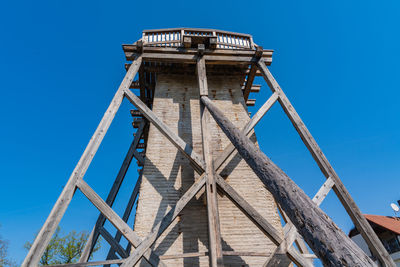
201, 95, 376, 266
124, 89, 206, 174
215, 175, 313, 267
104, 173, 143, 264
256, 60, 394, 267
264, 177, 335, 266
76, 179, 166, 267
79, 120, 147, 262
21, 56, 143, 267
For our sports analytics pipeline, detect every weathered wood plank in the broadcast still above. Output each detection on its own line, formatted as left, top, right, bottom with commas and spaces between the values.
105, 173, 143, 263
264, 177, 335, 266
98, 227, 128, 258
256, 60, 394, 267
197, 58, 224, 267
201, 95, 376, 266
120, 175, 207, 267
158, 251, 274, 260
123, 45, 273, 56
139, 66, 146, 101
123, 89, 206, 174
79, 121, 146, 262
213, 92, 279, 171
312, 176, 334, 206
45, 259, 125, 267
76, 179, 166, 267
264, 179, 336, 266
197, 57, 208, 96
21, 56, 143, 267
276, 204, 312, 262
243, 64, 257, 101
127, 52, 271, 65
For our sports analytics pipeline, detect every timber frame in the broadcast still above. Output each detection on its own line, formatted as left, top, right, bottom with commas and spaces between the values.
22, 28, 395, 267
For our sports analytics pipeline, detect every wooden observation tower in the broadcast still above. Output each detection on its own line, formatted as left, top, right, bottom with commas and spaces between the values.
23, 28, 395, 267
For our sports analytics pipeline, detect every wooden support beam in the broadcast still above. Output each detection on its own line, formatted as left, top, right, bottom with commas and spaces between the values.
201, 95, 376, 266
79, 121, 146, 262
126, 52, 272, 65
105, 174, 143, 264
197, 56, 224, 267
213, 92, 279, 171
139, 66, 146, 101
44, 259, 125, 267
123, 89, 206, 174
264, 178, 335, 266
129, 79, 140, 89
246, 99, 256, 106
120, 175, 207, 267
123, 45, 273, 57
21, 56, 143, 267
98, 227, 128, 258
312, 176, 335, 206
76, 179, 166, 267
242, 84, 261, 93
214, 175, 312, 267
183, 36, 191, 48
158, 251, 274, 260
256, 60, 395, 267
196, 57, 208, 96
243, 64, 257, 101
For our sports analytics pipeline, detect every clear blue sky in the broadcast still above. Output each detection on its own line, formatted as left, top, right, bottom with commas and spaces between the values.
1, 0, 399, 265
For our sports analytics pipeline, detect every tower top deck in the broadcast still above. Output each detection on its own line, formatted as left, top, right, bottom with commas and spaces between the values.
122, 28, 271, 107
122, 27, 273, 66
141, 27, 255, 49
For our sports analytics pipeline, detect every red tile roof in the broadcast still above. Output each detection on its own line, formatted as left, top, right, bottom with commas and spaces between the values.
364, 214, 400, 235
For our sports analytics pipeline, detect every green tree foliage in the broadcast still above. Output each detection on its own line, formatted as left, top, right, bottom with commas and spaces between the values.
0, 226, 16, 267
25, 227, 101, 265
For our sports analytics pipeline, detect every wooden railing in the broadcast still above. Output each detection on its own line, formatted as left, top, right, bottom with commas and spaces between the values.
142, 28, 254, 49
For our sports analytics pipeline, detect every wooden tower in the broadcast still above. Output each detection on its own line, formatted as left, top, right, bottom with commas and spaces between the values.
22, 28, 395, 267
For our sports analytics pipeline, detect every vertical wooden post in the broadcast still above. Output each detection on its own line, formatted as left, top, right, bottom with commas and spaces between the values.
197, 56, 224, 267
21, 56, 143, 267
256, 60, 395, 267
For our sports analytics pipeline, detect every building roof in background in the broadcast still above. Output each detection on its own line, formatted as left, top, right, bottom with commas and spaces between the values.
365, 214, 400, 235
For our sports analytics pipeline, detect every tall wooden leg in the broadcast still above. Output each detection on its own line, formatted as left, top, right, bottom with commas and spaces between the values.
79, 120, 146, 262
21, 56, 143, 267
197, 56, 224, 267
257, 60, 395, 267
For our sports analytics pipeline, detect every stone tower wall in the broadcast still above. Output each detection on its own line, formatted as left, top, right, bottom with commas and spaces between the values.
133, 73, 283, 266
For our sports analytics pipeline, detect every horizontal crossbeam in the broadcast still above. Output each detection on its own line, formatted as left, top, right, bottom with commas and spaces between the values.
45, 259, 125, 267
